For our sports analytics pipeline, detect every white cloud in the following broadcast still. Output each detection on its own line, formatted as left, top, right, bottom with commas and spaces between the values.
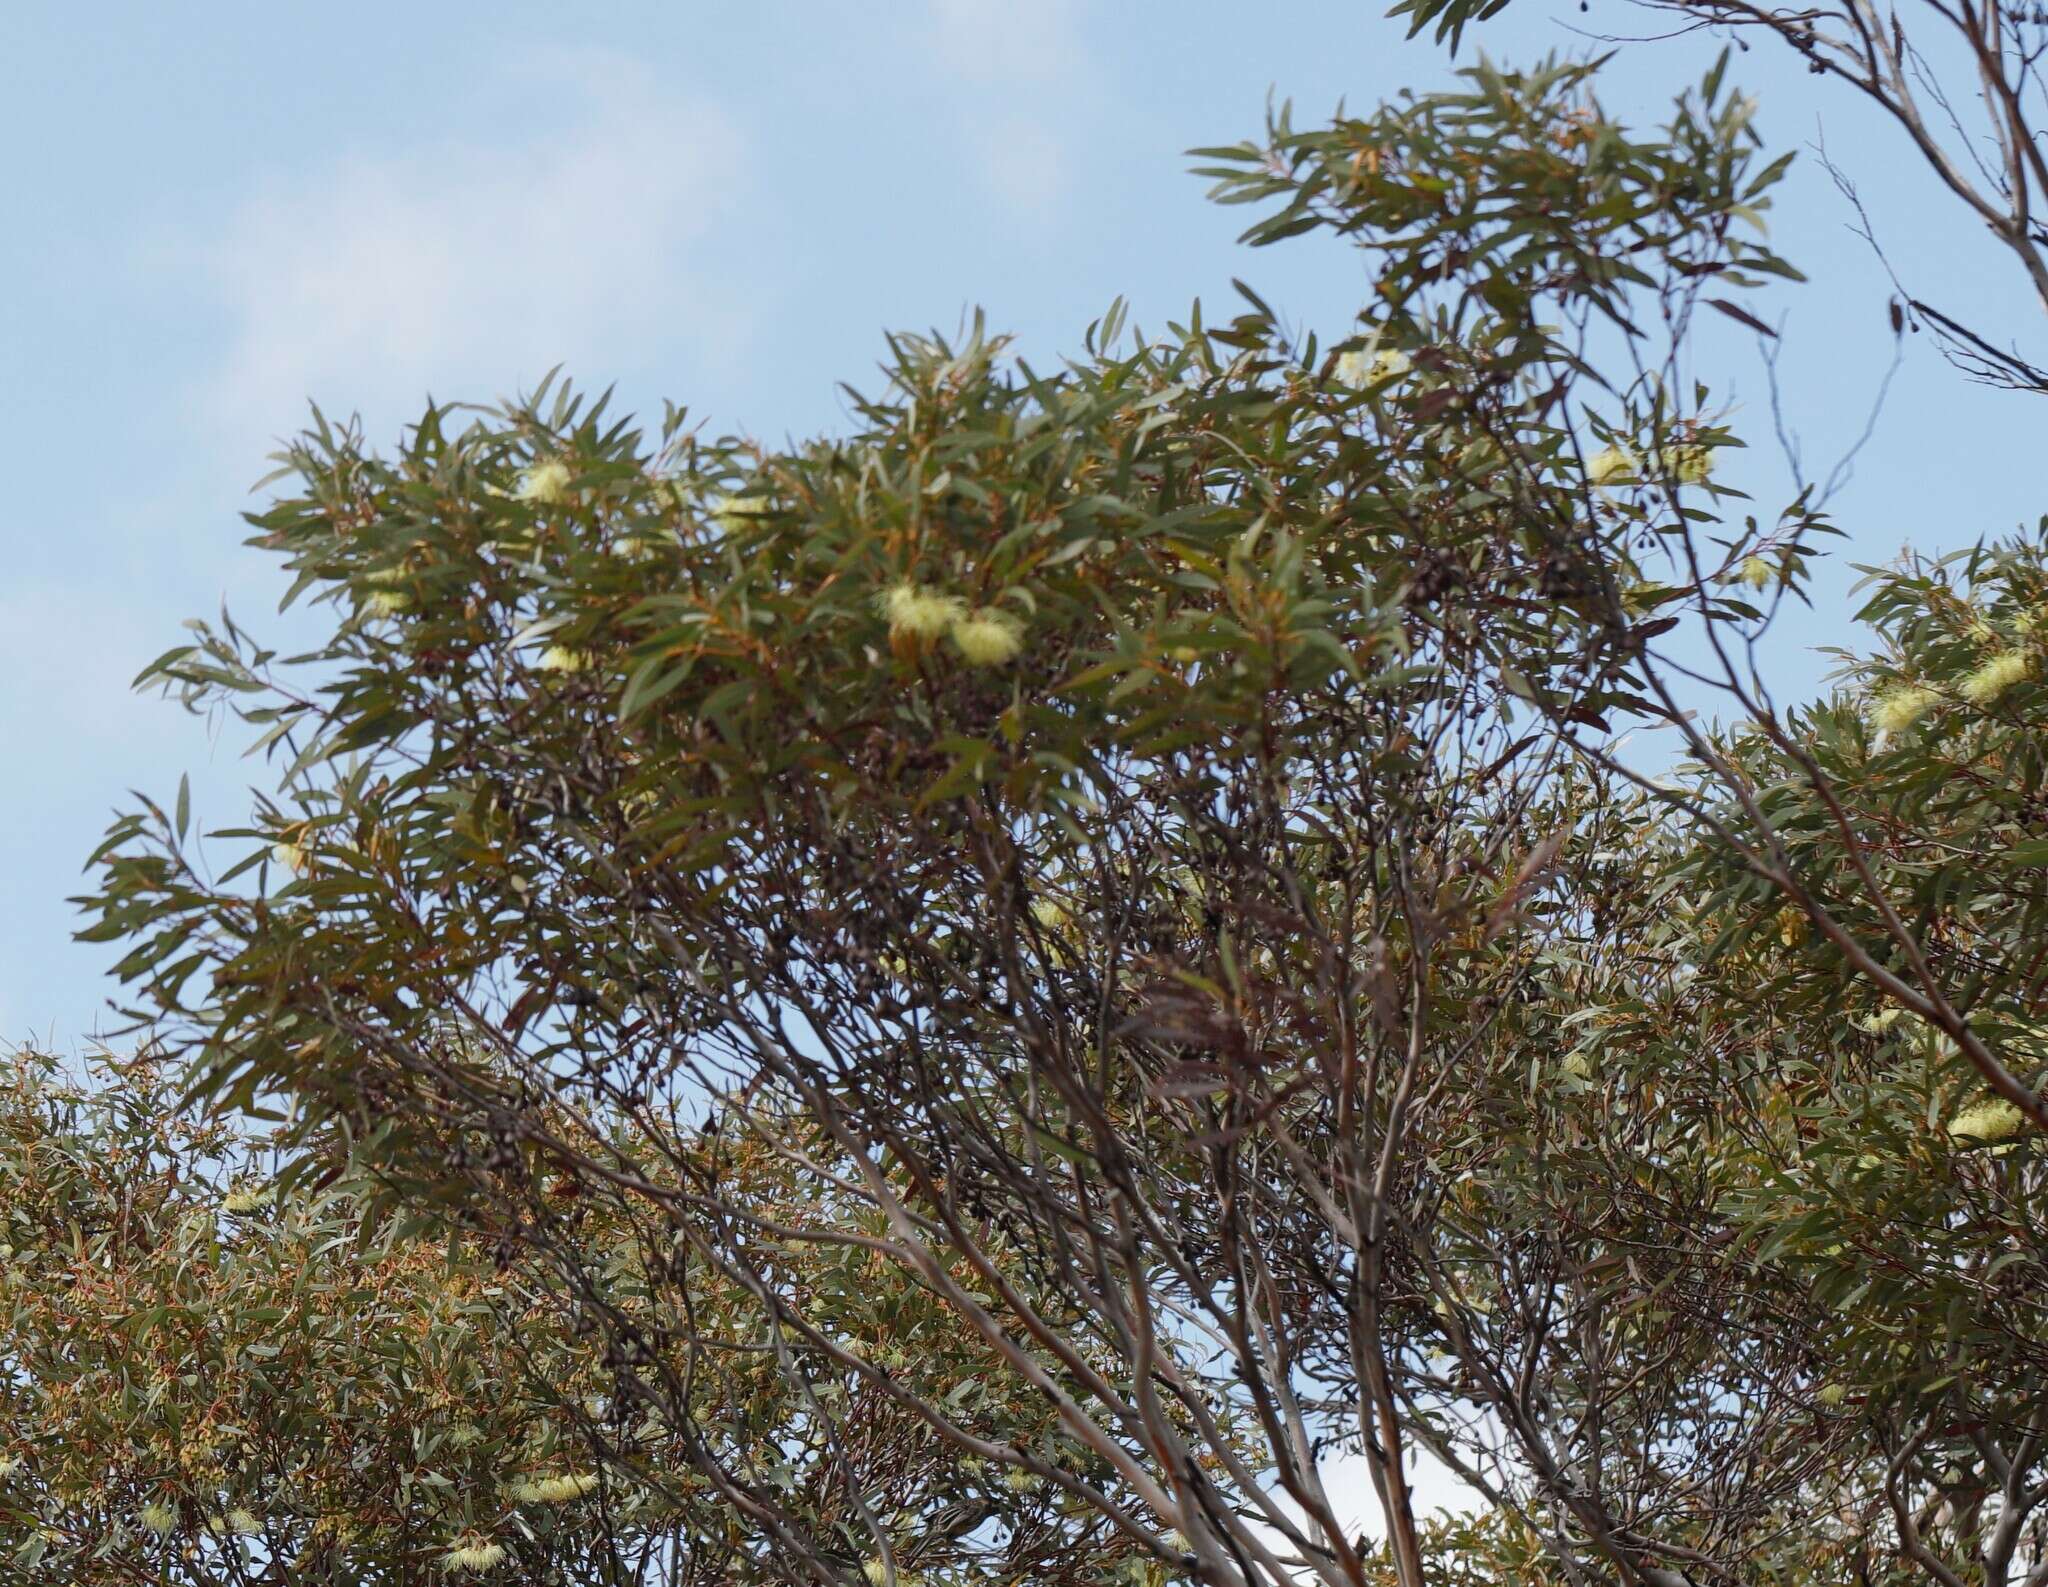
973, 114, 1069, 215
920, 0, 1083, 217
180, 48, 747, 450
926, 0, 1082, 81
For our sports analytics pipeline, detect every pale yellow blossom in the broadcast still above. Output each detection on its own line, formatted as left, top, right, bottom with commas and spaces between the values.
535, 645, 591, 675
711, 494, 772, 527
140, 1502, 176, 1536
1336, 346, 1412, 387
1870, 684, 1938, 736
1738, 556, 1773, 590
1948, 1097, 2028, 1144
1031, 897, 1070, 931
221, 1184, 272, 1215
880, 583, 965, 641
515, 460, 574, 507
508, 1472, 600, 1505
1660, 442, 1714, 484
444, 1538, 508, 1573
1960, 649, 2029, 706
949, 608, 1025, 666
1587, 445, 1637, 486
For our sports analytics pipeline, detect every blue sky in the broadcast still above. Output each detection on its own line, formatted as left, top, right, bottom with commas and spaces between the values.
3, 0, 2038, 1059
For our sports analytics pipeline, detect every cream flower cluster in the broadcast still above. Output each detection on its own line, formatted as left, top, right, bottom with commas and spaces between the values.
881, 584, 964, 640
1870, 684, 1939, 736
221, 1183, 272, 1215
951, 609, 1025, 666
1587, 439, 1714, 486
1587, 445, 1636, 486
1960, 649, 2029, 705
880, 582, 1026, 667
711, 493, 773, 527
1334, 346, 1412, 388
506, 1471, 599, 1504
1869, 642, 2032, 741
1660, 442, 1714, 484
1947, 1097, 2028, 1144
515, 459, 574, 507
444, 1537, 508, 1573
535, 645, 592, 675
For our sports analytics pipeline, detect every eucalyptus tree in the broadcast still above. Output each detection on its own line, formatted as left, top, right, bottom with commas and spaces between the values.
0, 1048, 1101, 1585
74, 34, 2047, 1587
1450, 0, 2048, 396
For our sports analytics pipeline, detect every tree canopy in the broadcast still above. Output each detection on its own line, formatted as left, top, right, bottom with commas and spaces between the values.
23, 11, 2048, 1587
